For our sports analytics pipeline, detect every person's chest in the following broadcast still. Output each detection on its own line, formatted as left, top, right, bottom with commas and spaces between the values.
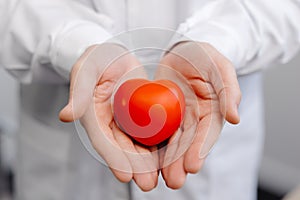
90, 0, 206, 33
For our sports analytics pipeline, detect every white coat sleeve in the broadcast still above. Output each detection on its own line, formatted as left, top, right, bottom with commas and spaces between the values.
0, 0, 114, 83
176, 0, 300, 75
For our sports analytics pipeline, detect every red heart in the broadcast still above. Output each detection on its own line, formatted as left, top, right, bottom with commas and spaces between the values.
113, 79, 185, 146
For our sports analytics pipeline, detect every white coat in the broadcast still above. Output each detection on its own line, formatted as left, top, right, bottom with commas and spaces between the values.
0, 0, 300, 200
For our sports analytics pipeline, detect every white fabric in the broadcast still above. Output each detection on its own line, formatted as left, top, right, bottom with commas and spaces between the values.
1, 0, 300, 81
0, 0, 300, 200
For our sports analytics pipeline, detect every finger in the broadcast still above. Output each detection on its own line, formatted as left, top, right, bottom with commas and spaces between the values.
81, 104, 133, 182
59, 45, 100, 122
112, 124, 158, 191
112, 124, 158, 173
162, 156, 187, 190
160, 128, 187, 190
183, 116, 209, 173
204, 44, 242, 124
159, 104, 197, 170
184, 113, 223, 174
139, 145, 160, 176
161, 127, 183, 168
158, 98, 198, 171
178, 109, 203, 173
60, 44, 128, 122
133, 145, 159, 191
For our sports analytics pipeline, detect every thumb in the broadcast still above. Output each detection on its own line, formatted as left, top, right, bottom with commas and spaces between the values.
59, 45, 100, 122
59, 44, 129, 123
59, 76, 97, 122
209, 49, 241, 124
59, 104, 74, 122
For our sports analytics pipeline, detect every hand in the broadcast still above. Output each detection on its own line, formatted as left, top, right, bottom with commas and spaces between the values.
157, 42, 241, 189
59, 43, 159, 191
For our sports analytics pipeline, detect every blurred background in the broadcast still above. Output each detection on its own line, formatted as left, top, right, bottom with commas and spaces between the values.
258, 53, 300, 200
0, 67, 19, 200
0, 53, 299, 200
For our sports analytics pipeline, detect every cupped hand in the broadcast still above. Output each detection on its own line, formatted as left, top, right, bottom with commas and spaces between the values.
59, 43, 159, 191
156, 41, 241, 189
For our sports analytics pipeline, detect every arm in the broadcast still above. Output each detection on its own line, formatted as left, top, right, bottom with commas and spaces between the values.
176, 0, 300, 75
0, 0, 113, 83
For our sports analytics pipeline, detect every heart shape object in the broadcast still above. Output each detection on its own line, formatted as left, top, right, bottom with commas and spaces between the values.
113, 79, 185, 146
